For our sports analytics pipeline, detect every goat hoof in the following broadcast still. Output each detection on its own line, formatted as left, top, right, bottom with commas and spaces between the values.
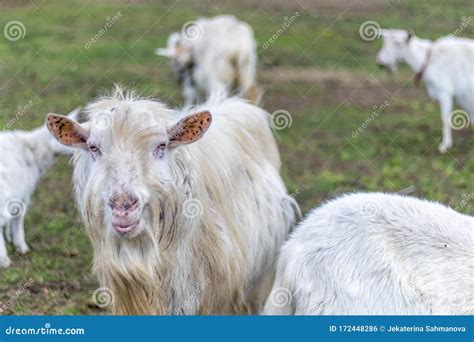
438, 143, 451, 153
16, 244, 30, 254
0, 256, 11, 268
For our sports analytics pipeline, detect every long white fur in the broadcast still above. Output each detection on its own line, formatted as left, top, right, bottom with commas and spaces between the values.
263, 192, 474, 315
0, 108, 79, 267
61, 88, 296, 314
155, 15, 258, 106
376, 29, 474, 153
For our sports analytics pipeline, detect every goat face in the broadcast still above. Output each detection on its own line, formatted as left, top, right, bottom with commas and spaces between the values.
46, 102, 212, 239
155, 32, 193, 81
376, 29, 410, 73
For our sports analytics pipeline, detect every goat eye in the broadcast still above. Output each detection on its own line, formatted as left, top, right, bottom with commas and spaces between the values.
89, 145, 100, 153
153, 143, 167, 158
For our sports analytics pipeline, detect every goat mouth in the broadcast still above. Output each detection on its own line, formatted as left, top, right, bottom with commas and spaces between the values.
379, 64, 395, 75
112, 221, 139, 233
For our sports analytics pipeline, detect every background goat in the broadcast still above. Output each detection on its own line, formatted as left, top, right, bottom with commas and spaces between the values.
155, 15, 260, 106
46, 88, 296, 314
376, 29, 473, 153
264, 192, 474, 315
0, 108, 79, 267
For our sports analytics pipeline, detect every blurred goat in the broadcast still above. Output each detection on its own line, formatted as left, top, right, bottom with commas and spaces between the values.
155, 15, 260, 106
376, 29, 473, 153
0, 108, 79, 267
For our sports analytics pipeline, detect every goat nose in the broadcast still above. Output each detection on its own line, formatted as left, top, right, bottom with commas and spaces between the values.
108, 193, 139, 213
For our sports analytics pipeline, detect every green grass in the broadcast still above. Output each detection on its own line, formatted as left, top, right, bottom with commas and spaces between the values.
0, 0, 472, 314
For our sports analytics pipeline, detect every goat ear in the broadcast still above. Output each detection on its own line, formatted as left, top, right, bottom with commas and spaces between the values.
168, 111, 212, 148
66, 107, 81, 122
406, 29, 415, 42
154, 48, 172, 57
46, 113, 89, 148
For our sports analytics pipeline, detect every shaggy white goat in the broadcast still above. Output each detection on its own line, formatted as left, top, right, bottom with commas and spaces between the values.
376, 29, 474, 153
0, 108, 79, 267
264, 192, 474, 315
46, 88, 296, 314
155, 15, 260, 106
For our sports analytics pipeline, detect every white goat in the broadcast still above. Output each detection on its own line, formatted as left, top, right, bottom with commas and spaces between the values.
46, 88, 296, 314
0, 108, 79, 267
155, 15, 260, 106
264, 192, 474, 315
376, 29, 473, 153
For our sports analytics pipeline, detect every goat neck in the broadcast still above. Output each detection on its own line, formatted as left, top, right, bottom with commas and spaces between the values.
403, 36, 433, 73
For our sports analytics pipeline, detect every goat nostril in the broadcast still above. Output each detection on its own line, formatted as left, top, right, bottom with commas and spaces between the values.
109, 194, 139, 213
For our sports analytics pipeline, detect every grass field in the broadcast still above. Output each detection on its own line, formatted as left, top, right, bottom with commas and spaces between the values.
0, 0, 472, 314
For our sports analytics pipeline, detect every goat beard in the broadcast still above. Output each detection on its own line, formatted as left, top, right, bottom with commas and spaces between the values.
88, 188, 181, 315
91, 219, 163, 314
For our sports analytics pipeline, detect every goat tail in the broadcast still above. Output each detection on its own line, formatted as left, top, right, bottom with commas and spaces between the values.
235, 39, 261, 105
242, 83, 263, 105
206, 87, 230, 105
